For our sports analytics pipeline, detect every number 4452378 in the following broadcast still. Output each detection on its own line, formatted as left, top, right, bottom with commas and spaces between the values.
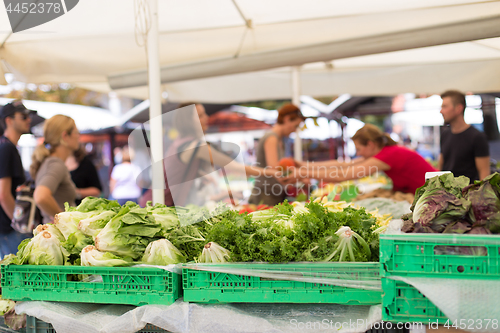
5, 2, 62, 14
444, 319, 498, 330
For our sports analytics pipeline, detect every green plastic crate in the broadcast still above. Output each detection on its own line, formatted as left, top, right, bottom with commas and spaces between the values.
182, 262, 382, 304
26, 316, 53, 333
1, 265, 181, 306
380, 234, 500, 278
382, 278, 447, 324
25, 315, 169, 333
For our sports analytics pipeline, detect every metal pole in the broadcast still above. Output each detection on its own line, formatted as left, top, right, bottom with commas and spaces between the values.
292, 66, 302, 161
147, 0, 165, 204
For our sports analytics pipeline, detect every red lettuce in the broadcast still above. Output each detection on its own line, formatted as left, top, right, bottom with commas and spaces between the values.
412, 188, 471, 232
463, 173, 500, 234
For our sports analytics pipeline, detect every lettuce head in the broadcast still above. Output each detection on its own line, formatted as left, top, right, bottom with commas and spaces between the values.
142, 239, 185, 265
81, 245, 132, 267
413, 188, 471, 232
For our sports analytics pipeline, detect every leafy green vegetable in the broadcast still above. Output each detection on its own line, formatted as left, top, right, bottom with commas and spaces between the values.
17, 231, 68, 265
442, 221, 471, 234
78, 210, 117, 237
94, 202, 164, 259
33, 223, 64, 242
62, 230, 93, 257
411, 173, 469, 211
197, 242, 230, 263
176, 204, 211, 227
0, 296, 23, 330
405, 173, 500, 235
54, 210, 97, 240
142, 239, 185, 265
413, 188, 471, 232
70, 197, 121, 213
0, 254, 19, 265
146, 202, 180, 232
0, 296, 15, 316
201, 201, 379, 263
80, 245, 132, 267
463, 173, 500, 233
323, 226, 371, 262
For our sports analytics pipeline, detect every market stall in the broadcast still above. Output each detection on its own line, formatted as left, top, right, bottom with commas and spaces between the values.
1, 172, 499, 333
2, 2, 500, 331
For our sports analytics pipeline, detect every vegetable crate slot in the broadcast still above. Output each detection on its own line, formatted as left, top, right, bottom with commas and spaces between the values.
382, 278, 447, 324
379, 234, 500, 278
182, 262, 382, 304
25, 315, 170, 333
379, 233, 500, 323
0, 265, 181, 306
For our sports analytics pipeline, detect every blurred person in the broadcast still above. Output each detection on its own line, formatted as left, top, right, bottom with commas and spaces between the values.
113, 146, 123, 165
139, 103, 283, 207
31, 115, 79, 224
249, 103, 305, 206
288, 124, 436, 194
438, 90, 490, 181
0, 101, 35, 257
66, 145, 102, 205
109, 146, 142, 205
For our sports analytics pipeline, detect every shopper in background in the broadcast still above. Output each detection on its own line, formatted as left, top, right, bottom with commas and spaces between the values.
287, 124, 437, 194
66, 145, 102, 205
438, 90, 490, 181
249, 103, 305, 206
109, 146, 142, 205
0, 101, 35, 258
139, 103, 285, 207
31, 115, 79, 224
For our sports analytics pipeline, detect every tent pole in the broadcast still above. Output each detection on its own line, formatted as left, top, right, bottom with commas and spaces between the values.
147, 0, 165, 205
292, 66, 302, 161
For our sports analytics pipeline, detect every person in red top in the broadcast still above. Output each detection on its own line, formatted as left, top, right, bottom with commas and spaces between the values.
289, 124, 436, 193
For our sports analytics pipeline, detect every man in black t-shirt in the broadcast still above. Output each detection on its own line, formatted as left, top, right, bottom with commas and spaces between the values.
438, 90, 490, 182
0, 101, 36, 258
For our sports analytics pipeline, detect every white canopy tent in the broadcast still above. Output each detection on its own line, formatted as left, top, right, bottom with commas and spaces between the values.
136, 43, 500, 103
1, 0, 500, 98
0, 97, 119, 132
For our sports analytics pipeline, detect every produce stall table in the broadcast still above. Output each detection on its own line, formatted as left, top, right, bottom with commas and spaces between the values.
14, 300, 382, 333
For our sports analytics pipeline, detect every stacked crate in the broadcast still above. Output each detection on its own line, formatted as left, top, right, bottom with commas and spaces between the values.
182, 262, 382, 304
379, 233, 500, 323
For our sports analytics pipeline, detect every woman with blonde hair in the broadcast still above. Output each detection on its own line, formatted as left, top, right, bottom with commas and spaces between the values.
31, 115, 80, 224
290, 124, 436, 193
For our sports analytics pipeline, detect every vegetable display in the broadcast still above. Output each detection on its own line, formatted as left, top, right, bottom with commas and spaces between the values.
1, 195, 387, 267
355, 189, 414, 203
